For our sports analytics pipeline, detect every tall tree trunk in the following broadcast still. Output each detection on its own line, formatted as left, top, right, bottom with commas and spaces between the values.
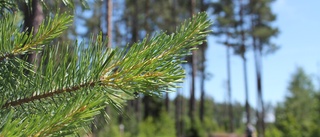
259, 43, 265, 137
199, 0, 206, 122
165, 93, 169, 112
132, 0, 141, 122
253, 36, 265, 137
251, 10, 265, 136
106, 0, 112, 48
243, 56, 251, 124
165, 0, 176, 112
255, 40, 265, 137
132, 0, 139, 43
175, 93, 182, 137
188, 0, 196, 123
226, 42, 234, 133
22, 0, 44, 65
239, 0, 251, 125
173, 0, 181, 132
180, 91, 185, 137
250, 2, 266, 136
199, 67, 205, 121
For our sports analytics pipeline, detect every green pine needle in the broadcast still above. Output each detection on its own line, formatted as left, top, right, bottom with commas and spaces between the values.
0, 12, 212, 136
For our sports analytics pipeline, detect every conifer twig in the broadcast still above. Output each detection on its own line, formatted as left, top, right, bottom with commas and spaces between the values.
2, 81, 99, 108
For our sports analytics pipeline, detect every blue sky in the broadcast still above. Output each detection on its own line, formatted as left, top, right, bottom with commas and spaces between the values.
201, 0, 320, 107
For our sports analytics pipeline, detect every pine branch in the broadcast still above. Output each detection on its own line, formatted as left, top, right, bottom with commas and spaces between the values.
2, 81, 98, 108
13, 14, 72, 53
0, 12, 212, 136
0, 13, 72, 62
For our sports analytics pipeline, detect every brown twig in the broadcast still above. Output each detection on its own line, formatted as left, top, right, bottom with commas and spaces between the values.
2, 81, 98, 108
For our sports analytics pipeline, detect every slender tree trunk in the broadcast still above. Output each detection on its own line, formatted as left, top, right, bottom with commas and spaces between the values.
239, 0, 251, 125
22, 0, 44, 65
132, 0, 139, 43
254, 42, 263, 137
188, 0, 196, 123
175, 93, 181, 137
199, 69, 205, 121
131, 0, 141, 121
251, 10, 265, 136
106, 0, 112, 48
164, 0, 171, 112
243, 56, 250, 124
250, 1, 265, 136
226, 43, 234, 133
143, 96, 150, 119
256, 40, 265, 137
180, 91, 185, 137
199, 0, 206, 122
165, 93, 169, 112
259, 46, 265, 137
253, 37, 265, 137
134, 94, 141, 122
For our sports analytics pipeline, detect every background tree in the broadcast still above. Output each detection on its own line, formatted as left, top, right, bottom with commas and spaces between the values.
236, 0, 251, 126
275, 68, 315, 137
211, 0, 237, 132
199, 0, 209, 123
20, 0, 43, 65
249, 0, 279, 136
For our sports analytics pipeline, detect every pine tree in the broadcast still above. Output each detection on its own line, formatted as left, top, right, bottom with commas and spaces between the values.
0, 1, 211, 136
236, 0, 251, 126
199, 0, 209, 122
248, 0, 279, 136
211, 0, 237, 132
275, 68, 315, 137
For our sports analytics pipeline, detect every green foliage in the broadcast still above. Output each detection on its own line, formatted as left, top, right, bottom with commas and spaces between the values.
275, 67, 316, 136
201, 98, 219, 134
202, 116, 219, 134
97, 121, 123, 137
249, 0, 279, 54
184, 117, 206, 137
310, 91, 320, 137
138, 112, 176, 137
265, 125, 282, 137
0, 0, 211, 135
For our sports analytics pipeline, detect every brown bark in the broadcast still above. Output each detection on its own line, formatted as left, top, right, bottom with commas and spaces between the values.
175, 94, 181, 137
175, 93, 185, 137
22, 0, 44, 65
199, 0, 206, 122
106, 0, 113, 48
132, 0, 139, 43
2, 81, 97, 108
165, 93, 169, 112
188, 0, 196, 123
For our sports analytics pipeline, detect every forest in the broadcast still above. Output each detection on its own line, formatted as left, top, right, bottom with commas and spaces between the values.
0, 0, 319, 137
